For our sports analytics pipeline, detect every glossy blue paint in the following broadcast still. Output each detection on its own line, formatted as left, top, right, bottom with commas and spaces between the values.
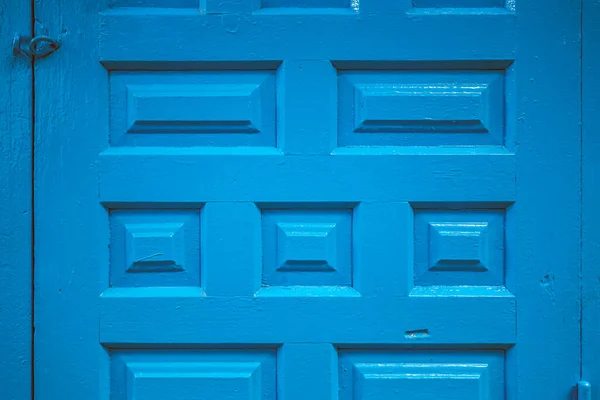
339, 350, 505, 399
0, 1, 32, 400
414, 209, 505, 286
338, 70, 505, 146
32, 0, 581, 399
262, 208, 353, 286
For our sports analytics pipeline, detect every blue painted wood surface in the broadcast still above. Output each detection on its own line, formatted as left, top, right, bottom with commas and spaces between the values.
511, 1, 581, 398
32, 0, 581, 398
0, 2, 32, 400
583, 0, 599, 397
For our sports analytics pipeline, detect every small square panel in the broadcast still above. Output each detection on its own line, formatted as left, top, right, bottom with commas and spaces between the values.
276, 222, 338, 272
110, 209, 201, 287
429, 222, 487, 271
261, 209, 352, 286
414, 209, 504, 286
111, 350, 276, 400
124, 222, 185, 273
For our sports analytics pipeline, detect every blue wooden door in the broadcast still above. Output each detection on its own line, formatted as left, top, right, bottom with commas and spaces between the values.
33, 0, 581, 398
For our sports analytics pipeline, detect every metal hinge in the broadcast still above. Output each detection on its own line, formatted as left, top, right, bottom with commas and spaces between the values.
12, 32, 60, 60
578, 381, 592, 400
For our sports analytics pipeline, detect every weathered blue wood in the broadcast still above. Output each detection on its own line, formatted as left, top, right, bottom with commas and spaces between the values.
99, 290, 516, 345
278, 344, 338, 400
99, 11, 516, 64
507, 0, 582, 398
0, 1, 32, 399
98, 152, 516, 203
583, 0, 599, 395
202, 202, 262, 296
34, 1, 110, 399
35, 0, 581, 398
277, 60, 337, 154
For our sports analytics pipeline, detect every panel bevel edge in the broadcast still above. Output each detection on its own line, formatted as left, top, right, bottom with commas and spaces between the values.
102, 60, 284, 72
503, 62, 516, 152
331, 60, 515, 71
409, 201, 514, 210
103, 202, 206, 209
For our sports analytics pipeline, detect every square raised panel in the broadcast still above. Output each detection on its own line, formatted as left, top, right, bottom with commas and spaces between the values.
110, 209, 201, 287
110, 71, 276, 147
429, 222, 488, 271
338, 70, 505, 147
124, 222, 185, 273
276, 222, 339, 272
111, 350, 276, 400
339, 350, 504, 400
261, 208, 353, 287
414, 209, 505, 286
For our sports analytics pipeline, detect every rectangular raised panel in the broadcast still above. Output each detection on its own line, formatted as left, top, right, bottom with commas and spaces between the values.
109, 209, 201, 287
354, 85, 487, 133
339, 350, 504, 400
110, 71, 276, 147
413, 208, 505, 287
111, 350, 276, 400
127, 84, 264, 134
261, 207, 353, 289
356, 364, 485, 398
128, 362, 261, 399
338, 70, 505, 147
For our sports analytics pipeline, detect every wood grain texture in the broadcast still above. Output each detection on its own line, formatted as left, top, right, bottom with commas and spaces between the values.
34, 0, 110, 399
582, 0, 599, 392
508, 0, 582, 398
0, 1, 32, 399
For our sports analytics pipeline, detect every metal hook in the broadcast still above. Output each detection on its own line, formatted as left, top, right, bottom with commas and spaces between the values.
12, 33, 60, 60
